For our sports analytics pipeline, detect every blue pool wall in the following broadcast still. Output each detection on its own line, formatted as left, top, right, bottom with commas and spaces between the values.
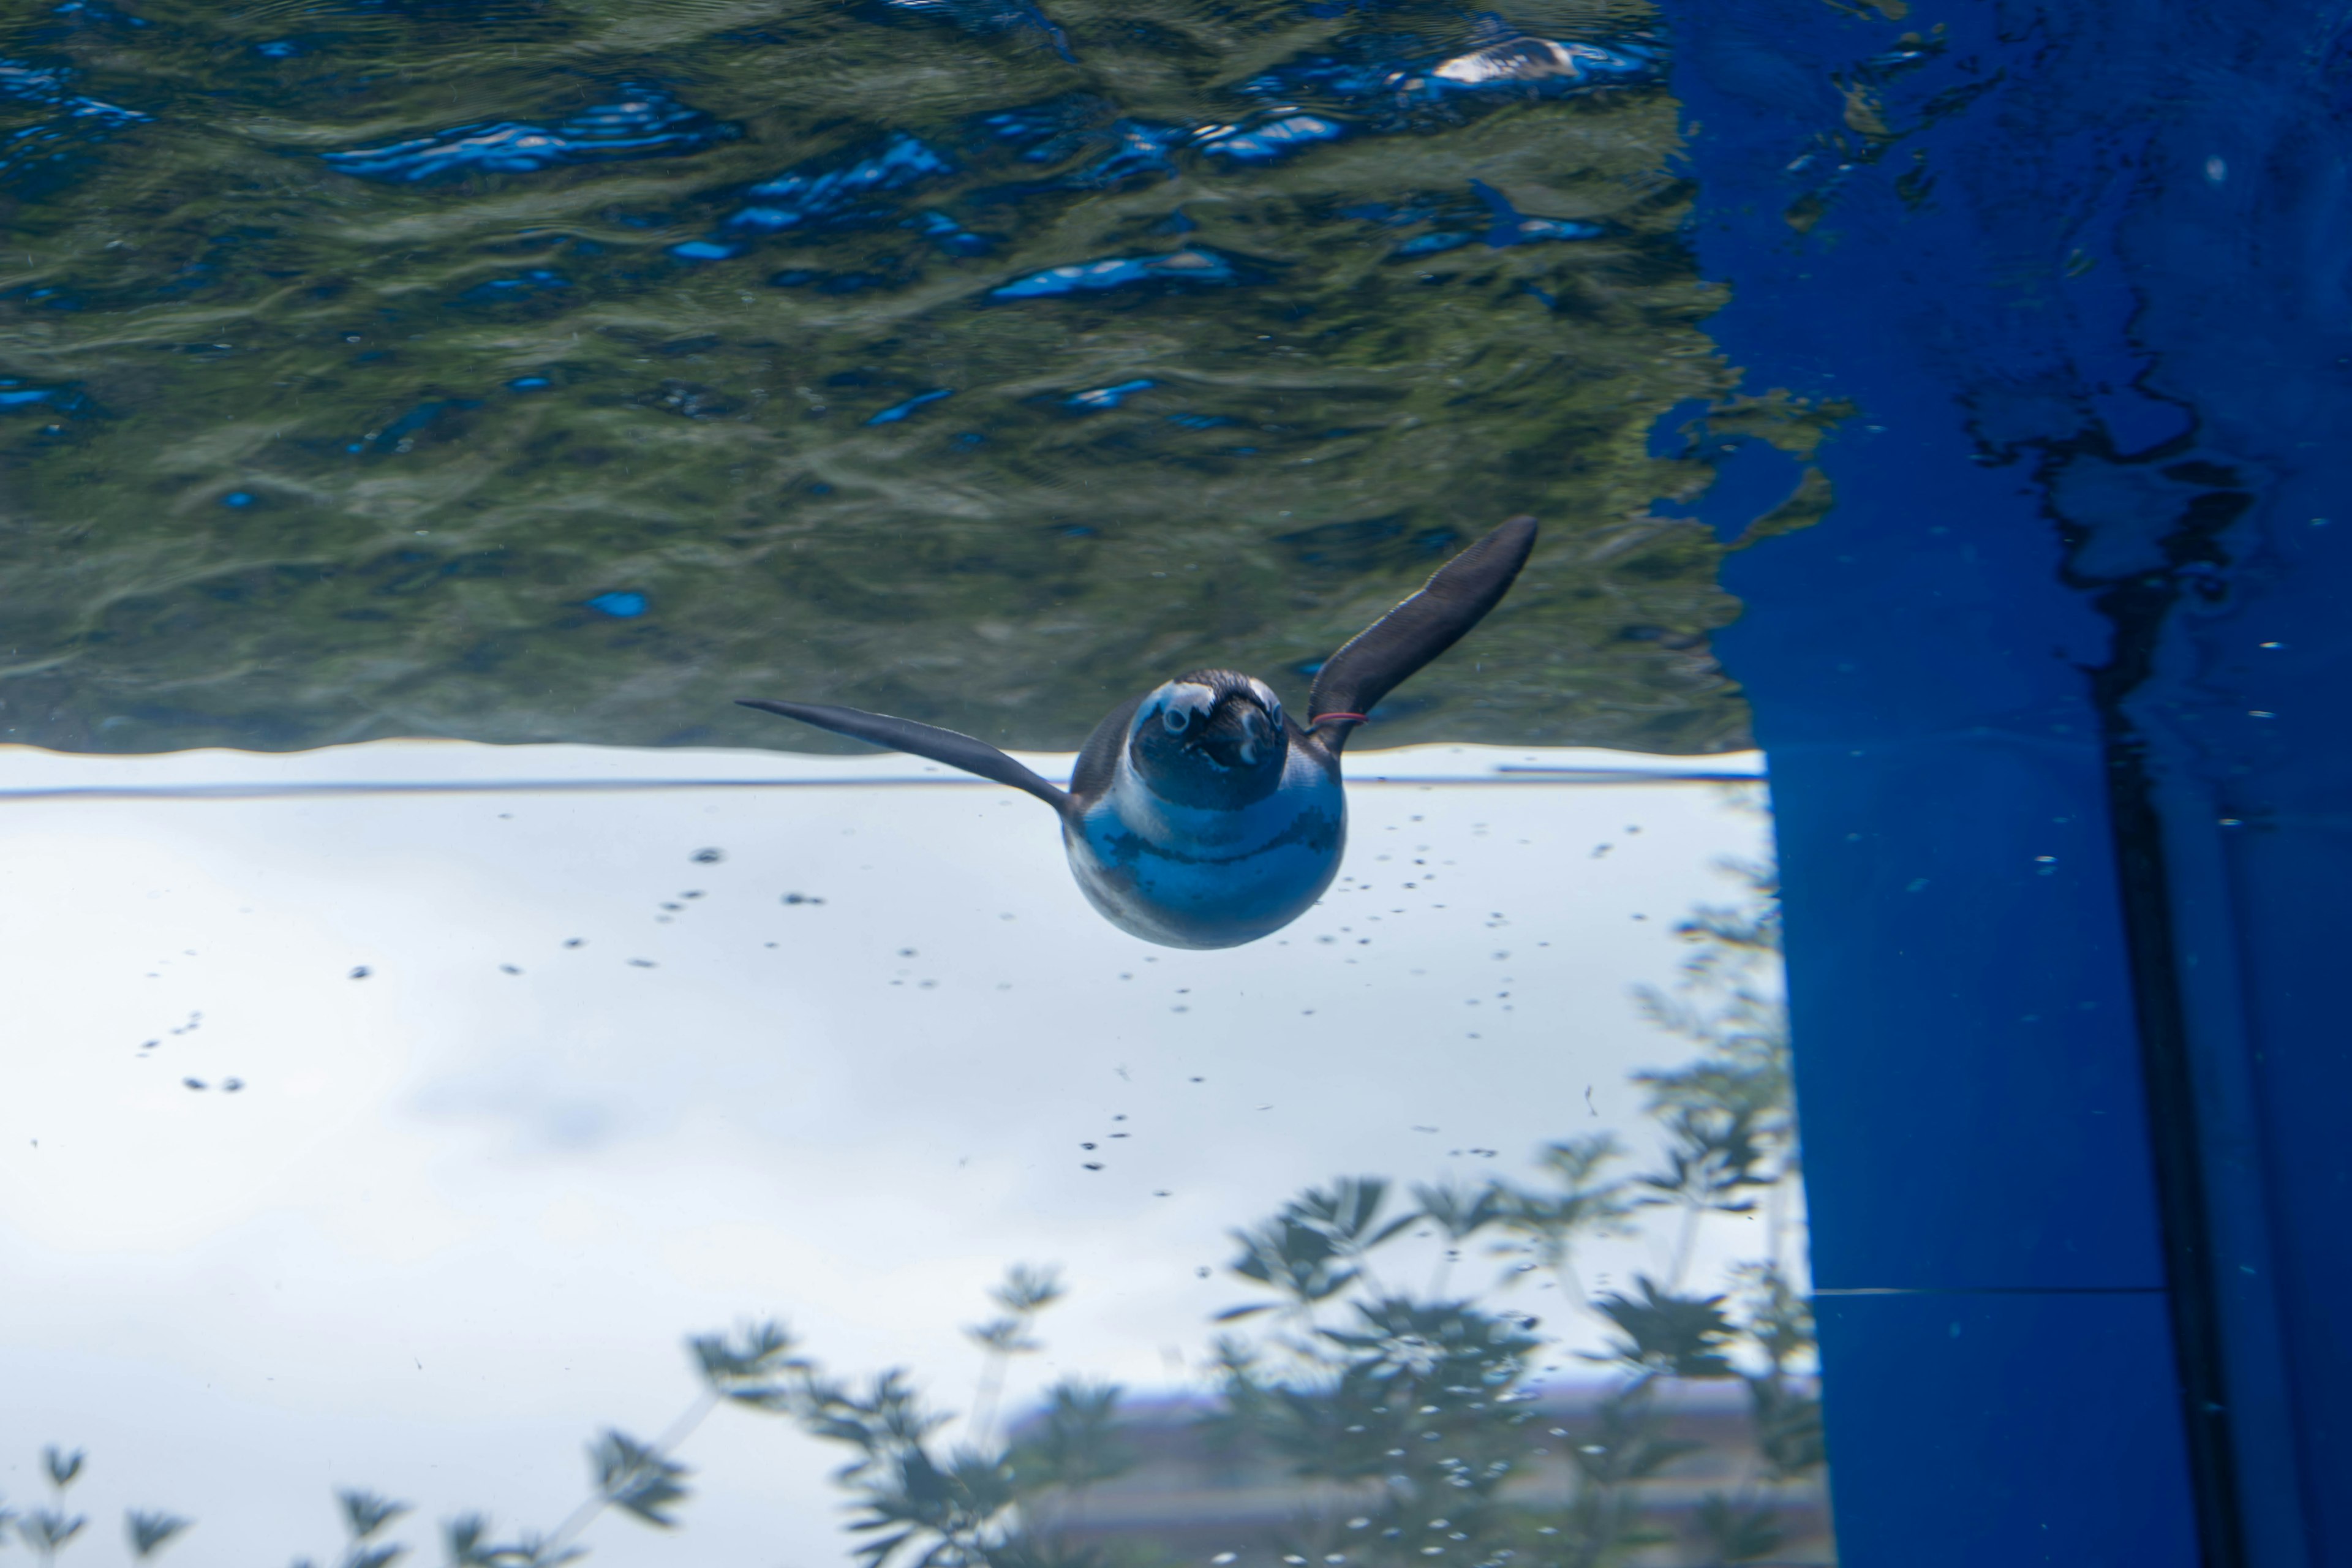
1659, 0, 2352, 1561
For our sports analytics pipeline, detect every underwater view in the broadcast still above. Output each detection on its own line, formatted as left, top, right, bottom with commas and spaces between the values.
2, 1, 1834, 1565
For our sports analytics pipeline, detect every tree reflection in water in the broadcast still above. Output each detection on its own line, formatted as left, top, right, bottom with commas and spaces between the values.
28, 847, 1812, 1568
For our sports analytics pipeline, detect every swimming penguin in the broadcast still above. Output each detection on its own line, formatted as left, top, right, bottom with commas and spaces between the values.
739, 514, 1537, 949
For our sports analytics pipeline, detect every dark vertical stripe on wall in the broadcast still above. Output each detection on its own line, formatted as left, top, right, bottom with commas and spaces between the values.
2068, 471, 2260, 1565
2096, 699, 2244, 1567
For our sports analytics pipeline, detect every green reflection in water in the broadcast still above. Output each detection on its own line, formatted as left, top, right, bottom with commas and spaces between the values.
0, 0, 1822, 755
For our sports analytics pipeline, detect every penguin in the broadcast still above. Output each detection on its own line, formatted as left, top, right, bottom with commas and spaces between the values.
739, 514, 1538, 949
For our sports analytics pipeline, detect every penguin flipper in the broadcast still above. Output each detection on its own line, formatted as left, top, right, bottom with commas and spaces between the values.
736, 699, 1071, 812
1069, 694, 1145, 805
1308, 514, 1537, 749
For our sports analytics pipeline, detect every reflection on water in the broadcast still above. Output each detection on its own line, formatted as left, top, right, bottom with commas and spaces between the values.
0, 743, 1822, 1566
0, 0, 1828, 756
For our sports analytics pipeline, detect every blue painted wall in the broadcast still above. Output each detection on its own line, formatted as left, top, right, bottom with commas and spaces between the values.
1658, 0, 2352, 1560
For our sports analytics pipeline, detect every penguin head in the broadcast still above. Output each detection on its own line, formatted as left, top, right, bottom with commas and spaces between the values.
1128, 669, 1289, 809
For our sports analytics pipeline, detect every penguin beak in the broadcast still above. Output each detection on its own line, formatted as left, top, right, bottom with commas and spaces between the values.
1235, 705, 1275, 766
1199, 697, 1280, 770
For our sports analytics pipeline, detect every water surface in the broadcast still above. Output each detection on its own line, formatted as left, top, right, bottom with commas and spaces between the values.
0, 0, 1826, 755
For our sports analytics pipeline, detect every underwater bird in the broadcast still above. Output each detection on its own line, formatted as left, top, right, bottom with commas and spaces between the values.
739, 514, 1537, 949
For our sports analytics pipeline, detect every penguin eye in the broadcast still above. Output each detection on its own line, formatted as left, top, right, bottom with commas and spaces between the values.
1162, 707, 1189, 734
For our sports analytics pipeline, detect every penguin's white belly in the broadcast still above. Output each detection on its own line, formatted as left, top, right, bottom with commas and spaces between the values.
1063, 757, 1345, 949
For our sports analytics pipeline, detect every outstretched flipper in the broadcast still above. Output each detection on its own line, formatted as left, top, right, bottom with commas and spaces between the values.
736, 699, 1071, 813
1307, 514, 1537, 749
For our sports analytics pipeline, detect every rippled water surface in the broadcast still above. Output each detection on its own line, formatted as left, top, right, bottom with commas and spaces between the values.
0, 0, 1826, 755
